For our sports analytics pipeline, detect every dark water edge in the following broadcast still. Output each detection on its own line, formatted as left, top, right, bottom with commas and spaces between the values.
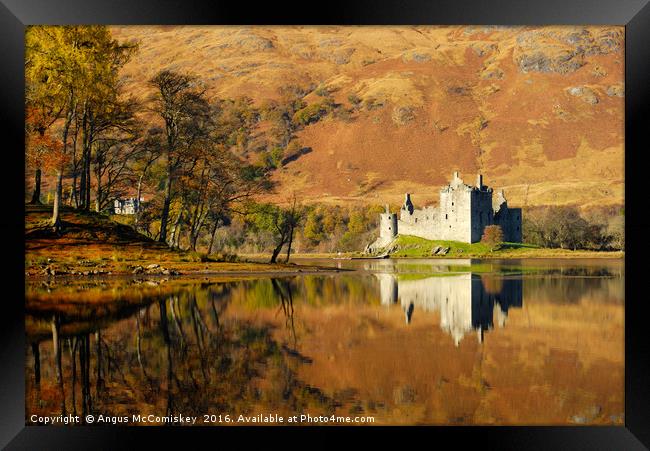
25, 258, 624, 426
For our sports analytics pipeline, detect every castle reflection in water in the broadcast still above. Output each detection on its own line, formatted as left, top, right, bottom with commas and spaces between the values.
375, 272, 523, 346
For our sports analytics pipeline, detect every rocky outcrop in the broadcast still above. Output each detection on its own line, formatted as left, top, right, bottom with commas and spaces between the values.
515, 48, 585, 74
132, 264, 179, 275
391, 106, 415, 125
606, 84, 624, 97
567, 86, 599, 104
513, 28, 622, 74
401, 50, 431, 63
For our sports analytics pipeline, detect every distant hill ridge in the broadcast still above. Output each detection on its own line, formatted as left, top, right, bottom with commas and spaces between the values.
110, 25, 624, 209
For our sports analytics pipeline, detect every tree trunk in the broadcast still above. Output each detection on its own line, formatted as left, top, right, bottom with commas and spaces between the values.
70, 338, 77, 416
270, 236, 285, 263
51, 315, 66, 415
159, 170, 173, 243
84, 148, 91, 211
135, 315, 149, 382
52, 107, 73, 230
175, 223, 184, 250
285, 225, 295, 263
80, 104, 93, 212
190, 214, 207, 252
51, 168, 64, 232
95, 331, 103, 395
169, 204, 183, 249
134, 174, 143, 228
31, 342, 40, 388
94, 164, 102, 213
71, 121, 79, 208
208, 220, 219, 255
29, 168, 42, 204
79, 155, 86, 210
79, 334, 89, 417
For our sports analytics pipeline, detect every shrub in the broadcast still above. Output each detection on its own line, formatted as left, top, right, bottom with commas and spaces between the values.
315, 86, 329, 97
364, 96, 384, 111
292, 103, 327, 126
347, 94, 362, 109
481, 225, 504, 251
187, 251, 211, 262
333, 107, 353, 122
523, 206, 617, 250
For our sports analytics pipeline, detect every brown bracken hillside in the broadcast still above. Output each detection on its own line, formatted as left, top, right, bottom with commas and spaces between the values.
110, 25, 624, 209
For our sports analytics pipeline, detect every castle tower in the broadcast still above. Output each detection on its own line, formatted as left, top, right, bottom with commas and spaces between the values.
379, 207, 398, 243
452, 171, 462, 188
402, 193, 414, 215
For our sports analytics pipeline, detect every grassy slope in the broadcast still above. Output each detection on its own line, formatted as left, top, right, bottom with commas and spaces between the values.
387, 235, 623, 259
24, 205, 334, 277
103, 25, 624, 209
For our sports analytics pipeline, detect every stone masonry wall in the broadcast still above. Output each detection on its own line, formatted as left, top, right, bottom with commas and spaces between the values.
375, 173, 522, 246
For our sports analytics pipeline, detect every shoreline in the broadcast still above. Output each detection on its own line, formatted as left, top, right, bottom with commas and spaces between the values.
241, 252, 625, 261
25, 251, 625, 280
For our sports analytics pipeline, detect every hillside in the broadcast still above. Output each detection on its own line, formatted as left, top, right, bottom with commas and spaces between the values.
24, 205, 332, 277
108, 25, 624, 209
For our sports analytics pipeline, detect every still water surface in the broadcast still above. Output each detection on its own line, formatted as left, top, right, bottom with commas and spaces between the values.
25, 258, 624, 425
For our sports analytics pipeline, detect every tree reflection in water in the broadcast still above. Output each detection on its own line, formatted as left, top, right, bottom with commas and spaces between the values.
25, 261, 624, 425
26, 279, 340, 423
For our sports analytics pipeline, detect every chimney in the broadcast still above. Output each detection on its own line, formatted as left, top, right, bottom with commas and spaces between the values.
476, 174, 483, 189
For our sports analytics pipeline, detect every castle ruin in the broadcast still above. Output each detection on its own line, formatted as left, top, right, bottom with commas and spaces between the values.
375, 272, 523, 346
371, 172, 522, 249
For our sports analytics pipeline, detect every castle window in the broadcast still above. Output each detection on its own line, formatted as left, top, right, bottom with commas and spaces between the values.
452, 202, 454, 206
516, 226, 519, 231
415, 218, 417, 223
445, 214, 448, 220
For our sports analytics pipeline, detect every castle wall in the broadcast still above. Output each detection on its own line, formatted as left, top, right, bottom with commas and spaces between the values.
397, 205, 445, 241
380, 212, 398, 241
398, 184, 473, 242
373, 173, 522, 247
470, 189, 495, 243
374, 212, 398, 249
438, 184, 472, 242
494, 207, 522, 242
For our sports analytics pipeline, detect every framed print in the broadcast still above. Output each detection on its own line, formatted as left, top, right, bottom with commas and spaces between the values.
1, 0, 649, 448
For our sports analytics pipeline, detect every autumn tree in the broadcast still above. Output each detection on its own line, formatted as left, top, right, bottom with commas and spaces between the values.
25, 25, 137, 230
247, 196, 304, 263
184, 151, 270, 252
481, 224, 504, 251
148, 70, 210, 243
130, 128, 164, 229
25, 104, 64, 204
523, 206, 613, 250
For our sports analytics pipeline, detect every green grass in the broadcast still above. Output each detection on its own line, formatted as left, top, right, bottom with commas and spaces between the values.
389, 235, 499, 257
386, 235, 619, 259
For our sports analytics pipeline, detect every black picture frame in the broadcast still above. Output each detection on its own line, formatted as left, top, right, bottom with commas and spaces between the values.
2, 0, 649, 448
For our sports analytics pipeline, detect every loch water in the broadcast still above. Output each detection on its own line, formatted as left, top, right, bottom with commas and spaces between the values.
25, 258, 624, 425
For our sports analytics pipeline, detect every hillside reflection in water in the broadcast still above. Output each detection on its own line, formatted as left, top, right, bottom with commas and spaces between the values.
25, 259, 624, 425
